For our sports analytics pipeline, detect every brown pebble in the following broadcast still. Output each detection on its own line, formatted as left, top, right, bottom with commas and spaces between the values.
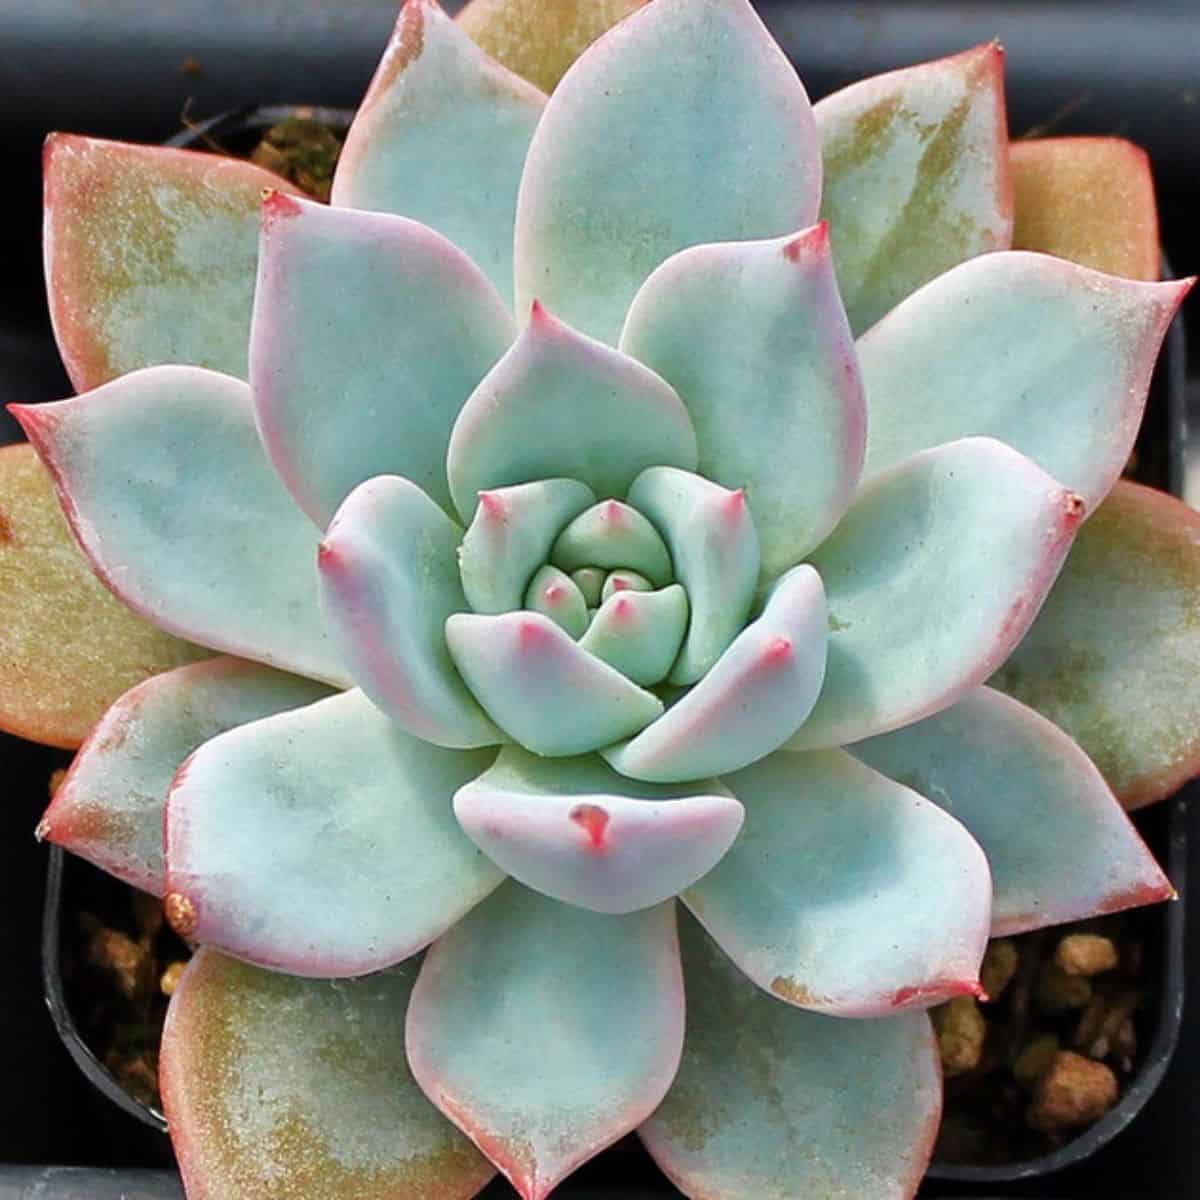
1037, 962, 1093, 1013
85, 927, 146, 1000
48, 768, 67, 798
1027, 1051, 1119, 1132
160, 961, 188, 997
980, 939, 1019, 1001
933, 996, 987, 1077
1013, 1033, 1060, 1091
1055, 933, 1119, 977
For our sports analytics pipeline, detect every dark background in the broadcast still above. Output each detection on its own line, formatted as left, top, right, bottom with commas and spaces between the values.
0, 3, 1196, 1197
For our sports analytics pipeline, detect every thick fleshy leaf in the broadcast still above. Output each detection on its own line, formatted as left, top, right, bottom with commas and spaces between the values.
602, 569, 653, 600
0, 443, 210, 749
162, 949, 494, 1200
640, 913, 941, 1200
445, 611, 663, 756
578, 584, 689, 686
816, 43, 1011, 335
456, 0, 647, 93
550, 499, 673, 586
524, 565, 589, 638
12, 368, 348, 685
43, 135, 302, 392
251, 193, 514, 526
604, 566, 828, 783
858, 251, 1191, 507
627, 467, 760, 685
686, 749, 991, 1016
331, 0, 544, 306
317, 475, 502, 748
992, 481, 1200, 810
164, 688, 503, 976
620, 223, 866, 577
446, 304, 697, 521
40, 658, 331, 896
789, 437, 1084, 750
453, 747, 742, 913
570, 567, 605, 607
854, 687, 1172, 934
1012, 137, 1160, 281
513, 0, 821, 345
407, 884, 684, 1200
459, 478, 596, 614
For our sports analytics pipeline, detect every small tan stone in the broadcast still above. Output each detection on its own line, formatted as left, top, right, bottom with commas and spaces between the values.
1013, 1034, 1060, 1091
932, 995, 987, 1076
980, 939, 1019, 1001
1027, 1051, 1119, 1132
160, 961, 188, 997
1055, 933, 1119, 977
1037, 962, 1093, 1013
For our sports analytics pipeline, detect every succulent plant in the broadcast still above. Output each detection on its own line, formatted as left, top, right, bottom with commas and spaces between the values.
2, 0, 1197, 1197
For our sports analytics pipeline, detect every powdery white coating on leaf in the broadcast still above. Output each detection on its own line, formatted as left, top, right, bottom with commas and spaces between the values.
250, 193, 516, 527
858, 251, 1191, 508
165, 688, 503, 977
318, 474, 504, 749
854, 686, 1172, 934
161, 949, 495, 1200
513, 0, 822, 345
12, 367, 350, 687
815, 43, 1012, 335
445, 610, 664, 756
333, 0, 545, 306
790, 437, 1084, 750
685, 749, 990, 1017
640, 913, 941, 1200
41, 658, 332, 896
620, 222, 866, 579
43, 134, 302, 392
446, 304, 698, 522
407, 884, 685, 1200
991, 481, 1200, 810
454, 746, 742, 912
602, 565, 828, 782
0, 443, 209, 749
626, 467, 760, 686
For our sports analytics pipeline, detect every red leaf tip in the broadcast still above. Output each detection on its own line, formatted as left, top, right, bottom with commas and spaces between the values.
478, 490, 507, 521
762, 635, 793, 664
783, 220, 829, 262
569, 803, 610, 852
261, 189, 303, 226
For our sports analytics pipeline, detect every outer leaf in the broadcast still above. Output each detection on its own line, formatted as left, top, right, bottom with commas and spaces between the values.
456, 0, 647, 93
1012, 137, 1160, 281
318, 475, 503, 748
858, 251, 1191, 508
459, 478, 596, 614
162, 949, 495, 1200
603, 565, 828, 782
11, 368, 348, 686
815, 43, 1012, 335
445, 612, 663, 756
620, 223, 866, 577
992, 481, 1200, 810
164, 688, 503, 977
640, 913, 941, 1200
332, 0, 545, 306
446, 304, 697, 522
0, 443, 209, 749
686, 749, 990, 1016
854, 687, 1172, 934
513, 0, 821, 345
407, 884, 684, 1200
453, 747, 743, 913
43, 135, 301, 392
626, 467, 760, 686
40, 658, 331, 896
789, 438, 1083, 750
251, 193, 515, 526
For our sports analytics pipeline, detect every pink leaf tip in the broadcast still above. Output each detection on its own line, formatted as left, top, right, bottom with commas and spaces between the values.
569, 803, 610, 852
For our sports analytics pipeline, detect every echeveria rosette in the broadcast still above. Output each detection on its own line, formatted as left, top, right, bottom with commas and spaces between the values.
6, 0, 1197, 1197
